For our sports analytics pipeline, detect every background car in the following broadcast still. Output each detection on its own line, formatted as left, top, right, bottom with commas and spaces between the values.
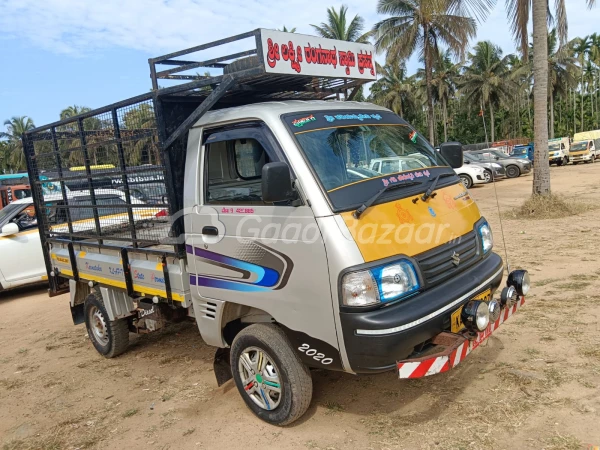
454, 164, 487, 189
467, 149, 532, 178
369, 156, 427, 174
463, 153, 506, 182
0, 190, 152, 291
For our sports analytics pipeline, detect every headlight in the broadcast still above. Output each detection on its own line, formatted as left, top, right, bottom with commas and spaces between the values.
341, 260, 419, 307
507, 269, 530, 296
462, 300, 490, 331
478, 221, 493, 254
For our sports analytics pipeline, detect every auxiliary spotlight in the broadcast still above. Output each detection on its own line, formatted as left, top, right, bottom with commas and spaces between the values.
507, 270, 530, 296
462, 300, 490, 332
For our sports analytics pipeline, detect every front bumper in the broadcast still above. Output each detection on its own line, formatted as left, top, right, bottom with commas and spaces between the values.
397, 296, 524, 378
572, 154, 592, 162
520, 164, 532, 173
339, 253, 504, 373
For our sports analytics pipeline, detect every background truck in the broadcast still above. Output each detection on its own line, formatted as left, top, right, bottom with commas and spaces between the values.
23, 29, 528, 426
547, 137, 570, 166
572, 130, 600, 163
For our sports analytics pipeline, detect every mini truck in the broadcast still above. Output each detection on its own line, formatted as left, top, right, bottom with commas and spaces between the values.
23, 30, 529, 425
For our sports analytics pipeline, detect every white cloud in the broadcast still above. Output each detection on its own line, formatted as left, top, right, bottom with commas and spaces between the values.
0, 0, 597, 61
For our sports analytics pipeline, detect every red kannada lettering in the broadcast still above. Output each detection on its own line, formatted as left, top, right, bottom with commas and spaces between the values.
266, 38, 280, 69
357, 51, 375, 76
304, 43, 338, 68
280, 41, 303, 73
338, 50, 356, 75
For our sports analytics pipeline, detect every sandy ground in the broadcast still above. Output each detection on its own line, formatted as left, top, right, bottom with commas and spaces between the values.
1, 163, 600, 450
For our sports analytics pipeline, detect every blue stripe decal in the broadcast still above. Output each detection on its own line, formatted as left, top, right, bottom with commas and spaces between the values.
186, 245, 280, 291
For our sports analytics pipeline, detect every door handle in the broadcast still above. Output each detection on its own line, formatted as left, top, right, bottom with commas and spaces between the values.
202, 226, 219, 236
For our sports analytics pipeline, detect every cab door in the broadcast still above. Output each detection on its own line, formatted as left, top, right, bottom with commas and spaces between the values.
186, 124, 340, 357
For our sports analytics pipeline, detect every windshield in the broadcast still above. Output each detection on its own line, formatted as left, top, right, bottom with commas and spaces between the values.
285, 111, 453, 210
548, 144, 560, 151
512, 148, 527, 155
571, 142, 589, 151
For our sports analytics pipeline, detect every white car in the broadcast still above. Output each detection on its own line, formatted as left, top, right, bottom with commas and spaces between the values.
454, 164, 487, 189
0, 189, 154, 290
369, 156, 427, 174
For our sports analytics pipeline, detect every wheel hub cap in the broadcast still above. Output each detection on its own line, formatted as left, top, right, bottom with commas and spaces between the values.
89, 306, 109, 346
238, 347, 282, 411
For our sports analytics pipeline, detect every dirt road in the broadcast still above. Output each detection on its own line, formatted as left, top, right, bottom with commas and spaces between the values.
1, 163, 600, 450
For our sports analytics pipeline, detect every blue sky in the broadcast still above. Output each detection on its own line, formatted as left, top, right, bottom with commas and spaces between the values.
0, 0, 599, 129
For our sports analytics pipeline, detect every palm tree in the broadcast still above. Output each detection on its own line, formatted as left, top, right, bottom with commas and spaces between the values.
370, 62, 415, 117
572, 36, 592, 132
430, 50, 460, 142
372, 0, 478, 146
459, 41, 514, 143
528, 29, 578, 138
279, 26, 297, 33
0, 116, 35, 171
506, 0, 596, 196
311, 5, 372, 43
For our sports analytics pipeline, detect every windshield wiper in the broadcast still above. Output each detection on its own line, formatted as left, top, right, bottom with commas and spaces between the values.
353, 179, 422, 219
420, 173, 455, 202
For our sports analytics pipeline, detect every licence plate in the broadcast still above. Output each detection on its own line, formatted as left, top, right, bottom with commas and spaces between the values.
451, 288, 492, 333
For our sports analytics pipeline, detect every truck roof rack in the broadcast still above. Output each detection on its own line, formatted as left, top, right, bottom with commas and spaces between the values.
22, 30, 377, 294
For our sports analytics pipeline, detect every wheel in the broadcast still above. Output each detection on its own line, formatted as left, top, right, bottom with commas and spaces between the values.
84, 292, 129, 358
459, 174, 473, 189
230, 324, 312, 426
556, 158, 563, 166
505, 165, 521, 178
224, 56, 260, 74
573, 161, 579, 165
483, 169, 492, 183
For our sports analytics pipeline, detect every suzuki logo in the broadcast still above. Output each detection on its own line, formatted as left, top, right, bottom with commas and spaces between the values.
451, 251, 461, 266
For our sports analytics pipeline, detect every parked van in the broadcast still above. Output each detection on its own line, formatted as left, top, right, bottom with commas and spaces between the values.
548, 137, 570, 166
24, 30, 528, 425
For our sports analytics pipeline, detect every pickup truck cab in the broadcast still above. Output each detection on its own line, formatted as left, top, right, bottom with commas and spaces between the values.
24, 30, 528, 426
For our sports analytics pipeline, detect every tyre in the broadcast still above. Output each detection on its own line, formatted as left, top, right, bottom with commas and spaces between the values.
223, 56, 260, 74
459, 174, 473, 189
84, 292, 130, 358
230, 324, 312, 426
505, 165, 520, 178
556, 159, 563, 166
573, 161, 579, 165
483, 169, 492, 183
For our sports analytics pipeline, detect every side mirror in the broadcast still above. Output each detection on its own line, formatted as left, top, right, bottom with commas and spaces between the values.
439, 142, 463, 168
262, 162, 295, 203
464, 160, 471, 164
1, 223, 19, 237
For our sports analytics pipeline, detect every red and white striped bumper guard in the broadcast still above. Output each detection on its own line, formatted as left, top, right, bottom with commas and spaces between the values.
397, 296, 525, 379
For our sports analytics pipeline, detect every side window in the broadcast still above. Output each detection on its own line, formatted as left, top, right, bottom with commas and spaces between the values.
206, 137, 269, 204
381, 160, 398, 174
373, 161, 380, 172
13, 205, 38, 231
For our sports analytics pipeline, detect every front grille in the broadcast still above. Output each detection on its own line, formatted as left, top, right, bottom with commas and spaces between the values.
415, 231, 480, 287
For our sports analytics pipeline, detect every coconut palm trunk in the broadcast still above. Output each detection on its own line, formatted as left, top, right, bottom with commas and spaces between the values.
424, 33, 436, 145
442, 96, 448, 142
531, 0, 551, 195
549, 93, 555, 138
488, 101, 495, 142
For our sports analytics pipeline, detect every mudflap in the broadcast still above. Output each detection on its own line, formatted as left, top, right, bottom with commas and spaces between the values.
213, 347, 232, 386
70, 303, 85, 325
